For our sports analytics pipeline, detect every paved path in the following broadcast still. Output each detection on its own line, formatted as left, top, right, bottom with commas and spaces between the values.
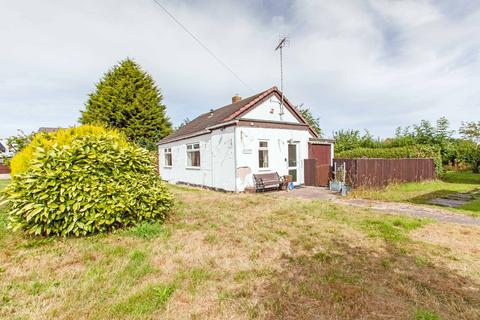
270, 186, 480, 226
337, 198, 480, 226
427, 189, 479, 207
275, 186, 338, 200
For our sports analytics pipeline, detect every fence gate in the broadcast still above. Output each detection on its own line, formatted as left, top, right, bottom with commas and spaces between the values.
305, 142, 332, 187
304, 159, 331, 187
304, 159, 316, 186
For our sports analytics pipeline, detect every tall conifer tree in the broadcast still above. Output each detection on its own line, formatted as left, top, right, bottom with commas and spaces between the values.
80, 58, 172, 150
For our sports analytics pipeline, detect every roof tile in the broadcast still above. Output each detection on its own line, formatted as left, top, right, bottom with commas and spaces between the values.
158, 88, 270, 144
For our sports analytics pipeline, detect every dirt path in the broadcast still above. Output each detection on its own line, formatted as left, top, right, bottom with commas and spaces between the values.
337, 198, 480, 226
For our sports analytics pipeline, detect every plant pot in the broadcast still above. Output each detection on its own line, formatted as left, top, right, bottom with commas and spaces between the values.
329, 181, 344, 192
340, 185, 352, 196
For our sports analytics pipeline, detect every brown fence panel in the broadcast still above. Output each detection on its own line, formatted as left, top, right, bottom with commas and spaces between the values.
0, 164, 10, 174
333, 159, 357, 186
333, 158, 435, 188
316, 164, 331, 187
304, 159, 317, 186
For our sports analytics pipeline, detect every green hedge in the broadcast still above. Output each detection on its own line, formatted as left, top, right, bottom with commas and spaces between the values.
10, 125, 127, 175
336, 144, 443, 176
1, 127, 173, 236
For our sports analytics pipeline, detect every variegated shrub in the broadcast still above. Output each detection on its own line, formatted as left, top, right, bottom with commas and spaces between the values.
1, 128, 173, 236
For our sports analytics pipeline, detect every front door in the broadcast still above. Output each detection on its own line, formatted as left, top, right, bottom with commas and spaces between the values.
288, 143, 298, 183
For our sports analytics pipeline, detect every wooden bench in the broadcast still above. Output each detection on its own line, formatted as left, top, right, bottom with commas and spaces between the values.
253, 172, 281, 192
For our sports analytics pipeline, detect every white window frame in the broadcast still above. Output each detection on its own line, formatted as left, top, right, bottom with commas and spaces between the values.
164, 148, 172, 167
186, 143, 201, 169
258, 140, 269, 170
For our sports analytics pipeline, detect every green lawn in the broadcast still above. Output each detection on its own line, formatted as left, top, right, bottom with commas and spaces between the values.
351, 171, 480, 216
1, 182, 480, 319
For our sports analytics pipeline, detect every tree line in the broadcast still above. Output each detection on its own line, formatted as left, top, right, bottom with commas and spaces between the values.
332, 118, 480, 173
2, 57, 479, 173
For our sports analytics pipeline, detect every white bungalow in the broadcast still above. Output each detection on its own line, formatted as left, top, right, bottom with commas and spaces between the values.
158, 86, 334, 192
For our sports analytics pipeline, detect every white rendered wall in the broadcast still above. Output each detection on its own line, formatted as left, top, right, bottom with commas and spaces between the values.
158, 127, 236, 191
210, 127, 236, 191
234, 126, 311, 192
240, 95, 300, 123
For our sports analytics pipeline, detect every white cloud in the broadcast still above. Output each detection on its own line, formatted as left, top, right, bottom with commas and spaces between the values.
0, 0, 479, 139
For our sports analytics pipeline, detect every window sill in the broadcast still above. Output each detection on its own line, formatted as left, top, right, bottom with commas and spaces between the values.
163, 166, 172, 169
258, 168, 271, 172
186, 167, 201, 170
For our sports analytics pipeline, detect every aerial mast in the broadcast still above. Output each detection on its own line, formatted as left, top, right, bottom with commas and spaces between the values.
275, 36, 288, 115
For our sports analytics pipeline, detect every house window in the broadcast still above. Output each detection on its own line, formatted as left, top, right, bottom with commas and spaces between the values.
258, 140, 269, 168
187, 143, 200, 168
164, 148, 172, 167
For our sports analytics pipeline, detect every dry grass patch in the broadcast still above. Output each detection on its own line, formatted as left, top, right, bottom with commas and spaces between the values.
410, 223, 480, 280
254, 238, 479, 319
1, 183, 480, 319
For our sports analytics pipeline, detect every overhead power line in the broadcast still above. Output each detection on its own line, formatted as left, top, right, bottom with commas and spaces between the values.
151, 0, 252, 91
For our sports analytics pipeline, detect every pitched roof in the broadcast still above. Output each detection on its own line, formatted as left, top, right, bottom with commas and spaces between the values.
158, 86, 315, 144
38, 127, 62, 133
0, 142, 6, 153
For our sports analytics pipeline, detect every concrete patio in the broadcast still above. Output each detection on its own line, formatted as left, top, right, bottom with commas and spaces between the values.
273, 186, 338, 200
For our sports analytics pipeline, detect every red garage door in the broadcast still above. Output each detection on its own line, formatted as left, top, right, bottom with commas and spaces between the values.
308, 144, 331, 165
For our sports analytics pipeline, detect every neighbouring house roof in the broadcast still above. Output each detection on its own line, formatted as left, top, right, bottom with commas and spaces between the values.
158, 86, 317, 144
0, 142, 6, 153
38, 127, 62, 133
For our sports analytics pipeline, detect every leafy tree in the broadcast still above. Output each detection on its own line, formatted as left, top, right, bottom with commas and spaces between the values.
435, 116, 454, 143
5, 130, 33, 154
333, 129, 382, 153
386, 126, 416, 147
359, 129, 383, 149
387, 117, 456, 165
175, 118, 191, 131
458, 121, 480, 173
433, 117, 455, 164
333, 117, 479, 172
1, 130, 34, 165
333, 129, 361, 153
413, 120, 436, 144
459, 121, 480, 144
80, 58, 172, 151
298, 105, 323, 137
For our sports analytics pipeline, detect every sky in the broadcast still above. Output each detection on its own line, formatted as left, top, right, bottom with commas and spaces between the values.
1, 0, 479, 140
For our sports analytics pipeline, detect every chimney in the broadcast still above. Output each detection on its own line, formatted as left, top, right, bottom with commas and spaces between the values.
232, 94, 242, 104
